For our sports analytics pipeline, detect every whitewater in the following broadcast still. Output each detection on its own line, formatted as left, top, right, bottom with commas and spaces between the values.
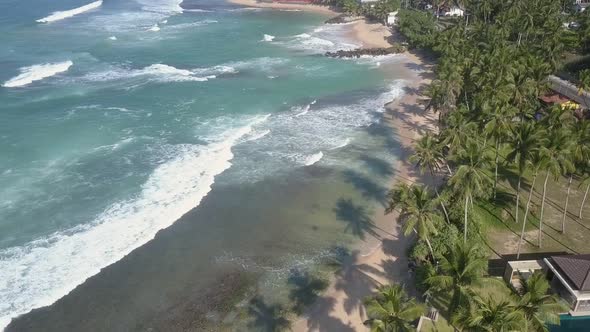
2, 61, 73, 88
36, 1, 103, 23
0, 115, 269, 328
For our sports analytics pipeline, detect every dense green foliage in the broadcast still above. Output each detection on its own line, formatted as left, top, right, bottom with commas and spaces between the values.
363, 284, 425, 331
367, 0, 588, 330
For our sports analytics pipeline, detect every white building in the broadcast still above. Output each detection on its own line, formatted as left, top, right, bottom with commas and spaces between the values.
443, 6, 464, 17
387, 11, 398, 26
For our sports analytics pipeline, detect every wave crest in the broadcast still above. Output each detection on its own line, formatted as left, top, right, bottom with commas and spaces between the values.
37, 1, 102, 23
3, 61, 73, 88
0, 114, 270, 329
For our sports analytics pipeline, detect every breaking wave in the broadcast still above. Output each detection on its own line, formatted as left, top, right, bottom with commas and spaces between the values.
36, 0, 102, 23
0, 114, 270, 329
3, 61, 73, 88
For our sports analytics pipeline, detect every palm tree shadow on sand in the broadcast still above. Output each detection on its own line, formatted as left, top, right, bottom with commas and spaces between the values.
334, 198, 380, 240
247, 296, 292, 332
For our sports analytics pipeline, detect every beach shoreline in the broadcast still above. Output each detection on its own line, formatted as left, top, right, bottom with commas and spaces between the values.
226, 1, 437, 328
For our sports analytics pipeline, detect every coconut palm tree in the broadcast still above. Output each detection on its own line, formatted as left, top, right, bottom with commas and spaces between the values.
483, 106, 513, 199
506, 121, 545, 224
517, 151, 546, 259
453, 295, 525, 332
448, 140, 493, 243
386, 184, 443, 260
427, 241, 488, 314
563, 120, 590, 230
514, 271, 568, 332
537, 128, 574, 248
410, 133, 451, 223
363, 284, 425, 332
579, 169, 590, 221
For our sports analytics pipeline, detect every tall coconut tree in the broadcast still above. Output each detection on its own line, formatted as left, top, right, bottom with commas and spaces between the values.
483, 105, 513, 199
563, 120, 590, 229
386, 184, 442, 260
514, 271, 568, 332
579, 169, 590, 221
363, 284, 425, 332
448, 140, 493, 243
506, 121, 545, 224
537, 129, 574, 248
427, 241, 489, 314
517, 151, 546, 259
410, 133, 451, 223
453, 295, 525, 332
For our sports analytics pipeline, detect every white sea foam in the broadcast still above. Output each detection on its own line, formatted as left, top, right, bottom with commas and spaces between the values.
0, 114, 269, 330
108, 36, 117, 40
244, 129, 271, 142
37, 0, 102, 23
292, 100, 316, 117
284, 24, 359, 54
85, 64, 215, 83
304, 151, 323, 166
330, 138, 351, 150
161, 19, 168, 24
184, 8, 213, 12
135, 0, 184, 14
148, 24, 160, 32
262, 34, 275, 42
3, 61, 73, 88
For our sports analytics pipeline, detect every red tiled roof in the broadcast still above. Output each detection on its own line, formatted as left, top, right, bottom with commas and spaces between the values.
539, 92, 571, 104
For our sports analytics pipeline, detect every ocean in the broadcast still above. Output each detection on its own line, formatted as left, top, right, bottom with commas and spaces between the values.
0, 0, 405, 330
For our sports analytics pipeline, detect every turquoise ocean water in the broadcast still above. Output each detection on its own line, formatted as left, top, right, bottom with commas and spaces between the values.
0, 0, 406, 329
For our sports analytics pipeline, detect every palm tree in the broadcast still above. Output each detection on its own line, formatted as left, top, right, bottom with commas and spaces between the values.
579, 169, 590, 220
386, 184, 443, 260
448, 140, 493, 243
537, 129, 574, 248
560, 120, 589, 233
363, 284, 425, 332
427, 241, 488, 314
453, 295, 525, 332
506, 122, 545, 224
483, 106, 513, 199
410, 133, 451, 223
514, 271, 568, 332
517, 151, 546, 259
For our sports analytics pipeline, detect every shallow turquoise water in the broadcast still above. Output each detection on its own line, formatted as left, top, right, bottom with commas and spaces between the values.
0, 0, 406, 328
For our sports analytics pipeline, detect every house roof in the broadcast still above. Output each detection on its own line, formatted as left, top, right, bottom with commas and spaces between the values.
539, 92, 571, 104
552, 255, 590, 291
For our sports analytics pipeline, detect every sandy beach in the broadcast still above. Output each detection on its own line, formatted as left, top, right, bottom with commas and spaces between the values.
229, 0, 339, 15
225, 1, 437, 329
292, 53, 436, 330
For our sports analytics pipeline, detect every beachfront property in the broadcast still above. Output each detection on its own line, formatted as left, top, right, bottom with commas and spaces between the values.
504, 254, 590, 316
575, 0, 590, 12
539, 75, 590, 119
443, 6, 464, 17
386, 11, 398, 26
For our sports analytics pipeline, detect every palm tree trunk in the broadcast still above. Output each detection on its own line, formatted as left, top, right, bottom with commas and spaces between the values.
562, 174, 572, 233
539, 173, 549, 248
413, 228, 435, 260
446, 164, 453, 176
517, 172, 537, 259
430, 165, 450, 224
435, 188, 451, 224
579, 182, 589, 220
493, 139, 499, 199
464, 195, 469, 244
515, 174, 522, 223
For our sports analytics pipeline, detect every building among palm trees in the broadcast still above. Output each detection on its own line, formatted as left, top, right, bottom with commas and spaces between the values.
545, 255, 590, 315
575, 0, 590, 12
503, 253, 590, 316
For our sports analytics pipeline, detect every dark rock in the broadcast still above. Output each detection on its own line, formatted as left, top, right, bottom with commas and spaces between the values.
324, 45, 405, 58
